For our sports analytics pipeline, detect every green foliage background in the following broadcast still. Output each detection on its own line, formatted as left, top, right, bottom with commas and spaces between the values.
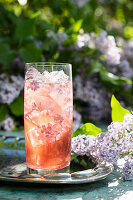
0, 0, 133, 130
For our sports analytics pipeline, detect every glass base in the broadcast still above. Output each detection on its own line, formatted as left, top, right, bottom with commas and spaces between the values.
27, 165, 70, 176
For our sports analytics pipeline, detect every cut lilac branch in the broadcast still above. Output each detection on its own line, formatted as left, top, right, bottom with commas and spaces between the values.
72, 113, 133, 181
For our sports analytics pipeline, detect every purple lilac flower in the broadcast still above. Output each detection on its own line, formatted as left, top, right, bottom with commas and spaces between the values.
75, 33, 90, 49
123, 41, 133, 62
98, 119, 133, 164
12, 57, 25, 71
116, 37, 125, 47
72, 134, 96, 156
74, 0, 90, 7
95, 30, 121, 65
73, 75, 111, 120
74, 31, 95, 49
0, 74, 24, 104
72, 113, 133, 180
119, 60, 133, 79
34, 40, 42, 49
73, 110, 82, 132
0, 117, 15, 131
72, 133, 120, 164
123, 114, 133, 130
122, 156, 133, 181
57, 31, 68, 51
97, 132, 123, 164
46, 31, 55, 38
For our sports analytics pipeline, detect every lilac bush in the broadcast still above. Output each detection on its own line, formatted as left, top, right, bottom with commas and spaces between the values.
72, 30, 133, 121
0, 0, 133, 130
0, 74, 24, 131
24, 28, 133, 123
73, 75, 111, 120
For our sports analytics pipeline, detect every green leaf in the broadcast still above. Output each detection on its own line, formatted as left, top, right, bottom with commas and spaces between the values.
72, 123, 101, 138
111, 95, 131, 122
71, 152, 79, 161
63, 34, 78, 47
124, 26, 133, 39
19, 43, 43, 62
67, 19, 83, 34
89, 61, 103, 74
15, 19, 35, 39
0, 43, 14, 68
70, 155, 96, 172
100, 69, 132, 89
32, 11, 41, 19
9, 97, 24, 116
72, 19, 83, 33
0, 104, 8, 122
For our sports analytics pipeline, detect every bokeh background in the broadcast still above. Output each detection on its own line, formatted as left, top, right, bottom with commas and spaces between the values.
0, 0, 133, 132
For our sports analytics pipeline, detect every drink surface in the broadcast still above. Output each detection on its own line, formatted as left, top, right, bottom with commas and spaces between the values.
24, 67, 73, 170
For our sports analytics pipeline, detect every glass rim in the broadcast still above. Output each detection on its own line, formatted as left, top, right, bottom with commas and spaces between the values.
26, 62, 72, 67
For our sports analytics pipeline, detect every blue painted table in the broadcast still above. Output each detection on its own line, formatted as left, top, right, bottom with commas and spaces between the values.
0, 167, 133, 200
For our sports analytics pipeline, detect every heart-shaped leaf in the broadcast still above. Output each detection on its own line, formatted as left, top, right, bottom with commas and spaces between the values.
72, 123, 101, 138
111, 95, 131, 122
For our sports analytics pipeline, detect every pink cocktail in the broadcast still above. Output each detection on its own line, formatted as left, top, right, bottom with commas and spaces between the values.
24, 63, 73, 174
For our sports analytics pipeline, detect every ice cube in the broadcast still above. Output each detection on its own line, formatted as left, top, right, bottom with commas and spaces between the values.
26, 67, 45, 84
26, 67, 69, 83
50, 70, 69, 83
24, 117, 46, 145
42, 71, 51, 80
26, 67, 38, 79
28, 109, 54, 126
42, 70, 69, 83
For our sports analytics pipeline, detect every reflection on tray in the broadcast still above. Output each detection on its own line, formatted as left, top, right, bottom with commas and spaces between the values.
0, 148, 113, 184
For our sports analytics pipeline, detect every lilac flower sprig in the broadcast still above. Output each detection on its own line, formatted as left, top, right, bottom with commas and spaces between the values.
72, 112, 133, 181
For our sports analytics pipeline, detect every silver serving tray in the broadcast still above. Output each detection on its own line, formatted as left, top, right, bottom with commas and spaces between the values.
0, 148, 113, 184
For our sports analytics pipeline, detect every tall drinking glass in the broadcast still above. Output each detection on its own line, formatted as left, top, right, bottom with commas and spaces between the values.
24, 63, 73, 175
